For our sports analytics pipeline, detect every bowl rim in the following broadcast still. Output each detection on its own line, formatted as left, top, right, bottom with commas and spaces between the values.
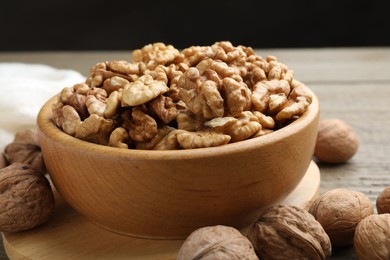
37, 91, 319, 160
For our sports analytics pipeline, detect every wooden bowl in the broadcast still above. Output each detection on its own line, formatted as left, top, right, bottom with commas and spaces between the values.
37, 92, 319, 239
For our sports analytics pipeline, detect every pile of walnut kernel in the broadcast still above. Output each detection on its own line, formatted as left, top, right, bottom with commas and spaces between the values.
53, 41, 312, 150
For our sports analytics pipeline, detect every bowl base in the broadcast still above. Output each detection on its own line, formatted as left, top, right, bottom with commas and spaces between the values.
3, 161, 320, 259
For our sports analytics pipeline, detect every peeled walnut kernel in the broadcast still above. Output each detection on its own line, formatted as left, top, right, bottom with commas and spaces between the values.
122, 76, 169, 106
376, 186, 390, 214
106, 60, 140, 75
176, 111, 204, 132
177, 68, 224, 120
102, 76, 130, 95
309, 188, 373, 247
135, 126, 181, 150
247, 204, 331, 260
61, 105, 82, 136
222, 77, 251, 117
149, 95, 178, 123
314, 119, 359, 163
204, 117, 238, 133
227, 111, 261, 142
251, 82, 269, 112
354, 214, 390, 260
75, 114, 115, 145
177, 225, 258, 260
128, 107, 158, 142
104, 90, 122, 118
252, 111, 275, 129
132, 42, 181, 67
86, 95, 106, 116
0, 163, 55, 232
152, 129, 184, 150
177, 131, 231, 149
108, 127, 130, 149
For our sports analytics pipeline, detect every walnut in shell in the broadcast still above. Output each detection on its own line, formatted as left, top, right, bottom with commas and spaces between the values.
0, 163, 55, 232
314, 119, 359, 163
4, 128, 46, 173
308, 188, 373, 247
177, 225, 258, 260
354, 214, 390, 260
376, 186, 390, 214
247, 204, 331, 260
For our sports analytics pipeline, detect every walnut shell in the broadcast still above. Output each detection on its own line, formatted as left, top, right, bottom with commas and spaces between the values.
247, 204, 331, 260
314, 119, 359, 163
376, 186, 390, 214
0, 163, 55, 232
0, 153, 8, 169
177, 225, 258, 260
354, 214, 390, 260
4, 128, 46, 173
309, 188, 373, 247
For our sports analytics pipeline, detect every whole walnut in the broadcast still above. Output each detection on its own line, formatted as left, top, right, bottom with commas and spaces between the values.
247, 204, 331, 260
4, 128, 46, 173
376, 186, 390, 214
177, 225, 258, 260
309, 188, 373, 247
314, 118, 359, 163
354, 214, 390, 260
0, 163, 55, 232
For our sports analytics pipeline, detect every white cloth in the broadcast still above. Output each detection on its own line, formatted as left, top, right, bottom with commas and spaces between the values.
0, 63, 85, 151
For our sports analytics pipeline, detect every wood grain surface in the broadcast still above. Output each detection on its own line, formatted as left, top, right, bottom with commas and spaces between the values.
1, 47, 390, 259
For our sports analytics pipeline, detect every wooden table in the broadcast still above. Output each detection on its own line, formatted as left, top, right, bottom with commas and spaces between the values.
1, 48, 390, 259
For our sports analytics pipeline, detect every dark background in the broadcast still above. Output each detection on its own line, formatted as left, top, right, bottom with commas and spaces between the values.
1, 0, 390, 51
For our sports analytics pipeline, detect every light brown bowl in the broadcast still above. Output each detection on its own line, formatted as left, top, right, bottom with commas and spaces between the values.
37, 92, 319, 239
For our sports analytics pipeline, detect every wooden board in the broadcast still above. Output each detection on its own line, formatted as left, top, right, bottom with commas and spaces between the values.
3, 161, 320, 260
